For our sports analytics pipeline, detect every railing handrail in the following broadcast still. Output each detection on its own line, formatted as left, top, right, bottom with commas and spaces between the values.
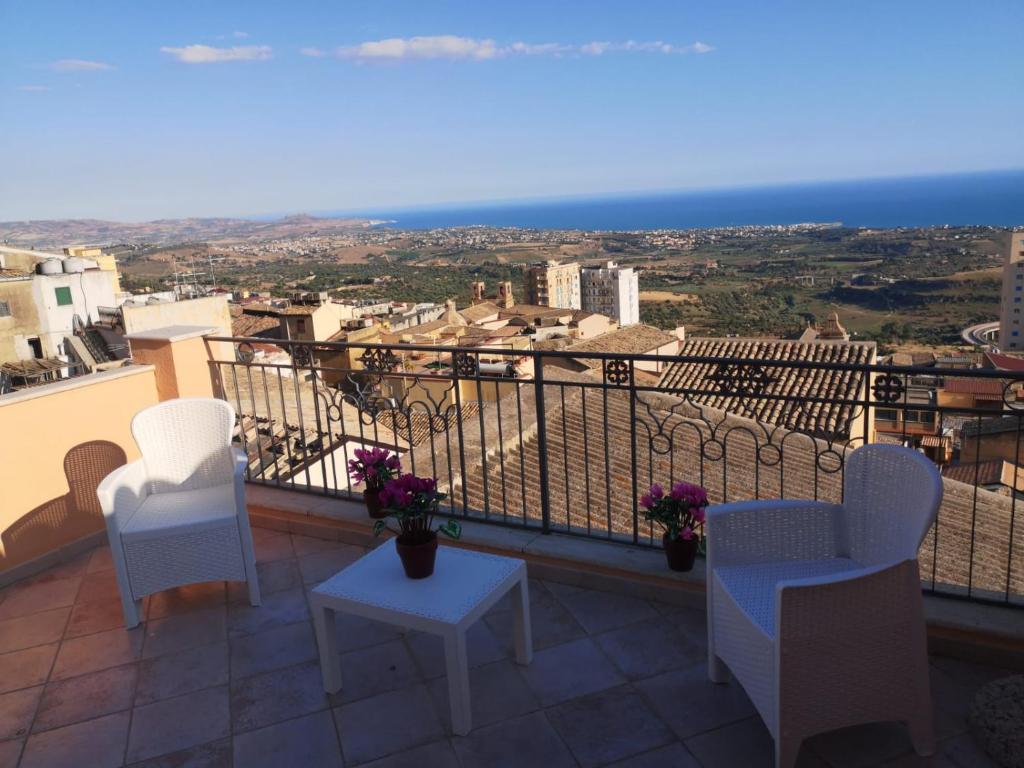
206, 334, 1024, 381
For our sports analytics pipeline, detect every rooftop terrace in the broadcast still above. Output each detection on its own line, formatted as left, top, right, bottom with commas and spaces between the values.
2, 330, 1024, 768
0, 531, 1009, 768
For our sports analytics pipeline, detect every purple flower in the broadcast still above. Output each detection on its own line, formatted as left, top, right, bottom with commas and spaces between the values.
649, 483, 664, 499
640, 492, 653, 510
680, 525, 695, 541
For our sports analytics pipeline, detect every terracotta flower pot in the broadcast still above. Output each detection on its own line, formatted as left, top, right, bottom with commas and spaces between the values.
363, 487, 387, 519
395, 531, 438, 579
663, 532, 698, 572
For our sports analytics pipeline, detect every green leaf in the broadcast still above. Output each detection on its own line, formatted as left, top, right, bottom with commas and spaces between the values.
372, 520, 388, 537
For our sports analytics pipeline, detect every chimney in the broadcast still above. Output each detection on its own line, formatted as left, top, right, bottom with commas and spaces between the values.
471, 281, 485, 303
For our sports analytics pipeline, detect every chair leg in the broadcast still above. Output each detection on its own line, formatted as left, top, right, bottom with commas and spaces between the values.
908, 708, 936, 756
239, 525, 261, 606
120, 593, 143, 629
775, 736, 802, 768
708, 652, 730, 684
246, 571, 261, 607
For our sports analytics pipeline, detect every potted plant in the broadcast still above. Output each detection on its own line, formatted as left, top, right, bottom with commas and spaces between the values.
348, 447, 401, 519
373, 473, 462, 578
641, 481, 708, 572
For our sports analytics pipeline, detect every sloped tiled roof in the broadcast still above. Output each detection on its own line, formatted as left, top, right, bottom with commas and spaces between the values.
658, 338, 876, 440
561, 325, 678, 368
985, 352, 1024, 372
943, 377, 1005, 396
458, 302, 501, 323
231, 314, 280, 338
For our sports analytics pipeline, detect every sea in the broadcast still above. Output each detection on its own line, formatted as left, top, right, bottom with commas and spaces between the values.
331, 170, 1024, 231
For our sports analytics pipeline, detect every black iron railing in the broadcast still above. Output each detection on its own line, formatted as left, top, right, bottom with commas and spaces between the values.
208, 336, 1024, 607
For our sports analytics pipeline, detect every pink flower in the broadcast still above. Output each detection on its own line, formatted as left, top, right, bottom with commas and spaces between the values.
692, 506, 706, 524
680, 525, 695, 541
650, 483, 664, 499
640, 493, 653, 510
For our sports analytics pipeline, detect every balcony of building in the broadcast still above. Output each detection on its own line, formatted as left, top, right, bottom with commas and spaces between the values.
1, 328, 1022, 767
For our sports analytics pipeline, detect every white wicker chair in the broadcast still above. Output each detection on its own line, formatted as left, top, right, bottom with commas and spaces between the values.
97, 398, 261, 628
706, 444, 942, 768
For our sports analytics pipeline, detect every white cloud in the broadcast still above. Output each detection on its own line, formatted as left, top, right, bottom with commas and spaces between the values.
300, 47, 327, 58
579, 40, 715, 56
338, 35, 501, 61
18, 85, 51, 92
233, 31, 249, 39
49, 59, 113, 71
330, 35, 714, 62
160, 44, 272, 64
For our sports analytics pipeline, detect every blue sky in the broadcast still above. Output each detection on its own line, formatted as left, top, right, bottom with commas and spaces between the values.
2, 0, 1022, 221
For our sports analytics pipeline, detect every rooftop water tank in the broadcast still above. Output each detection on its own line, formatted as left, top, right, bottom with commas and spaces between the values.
63, 257, 97, 273
37, 258, 64, 275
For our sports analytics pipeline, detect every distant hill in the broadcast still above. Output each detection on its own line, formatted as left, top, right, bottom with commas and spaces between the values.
0, 214, 378, 250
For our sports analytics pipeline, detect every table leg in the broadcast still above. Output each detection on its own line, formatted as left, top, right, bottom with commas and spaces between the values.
312, 601, 342, 693
511, 575, 533, 665
443, 630, 472, 736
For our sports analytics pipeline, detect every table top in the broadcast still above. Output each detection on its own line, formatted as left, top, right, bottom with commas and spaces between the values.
311, 540, 524, 624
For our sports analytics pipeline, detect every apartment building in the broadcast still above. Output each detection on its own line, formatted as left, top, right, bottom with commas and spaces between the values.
580, 260, 639, 326
998, 230, 1024, 350
0, 246, 118, 384
525, 260, 581, 310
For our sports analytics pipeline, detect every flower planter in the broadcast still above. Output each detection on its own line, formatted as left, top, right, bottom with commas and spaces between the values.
363, 487, 387, 519
663, 532, 698, 572
395, 531, 439, 579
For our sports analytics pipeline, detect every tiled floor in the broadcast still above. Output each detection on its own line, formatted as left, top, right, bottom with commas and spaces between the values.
0, 528, 1008, 768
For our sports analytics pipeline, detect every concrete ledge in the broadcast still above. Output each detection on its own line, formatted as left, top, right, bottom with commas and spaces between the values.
125, 325, 217, 342
0, 364, 153, 407
247, 484, 1024, 657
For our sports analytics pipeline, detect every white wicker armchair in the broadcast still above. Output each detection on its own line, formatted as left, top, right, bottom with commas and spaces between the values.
97, 398, 261, 628
706, 444, 942, 768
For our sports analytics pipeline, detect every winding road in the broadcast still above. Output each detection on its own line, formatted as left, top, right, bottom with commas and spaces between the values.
961, 320, 1000, 348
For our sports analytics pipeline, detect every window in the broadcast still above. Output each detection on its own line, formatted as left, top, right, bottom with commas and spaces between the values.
876, 408, 899, 421
55, 286, 72, 306
28, 337, 43, 358
0, 300, 9, 317
1014, 331, 1020, 337
1017, 297, 1022, 303
296, 319, 306, 333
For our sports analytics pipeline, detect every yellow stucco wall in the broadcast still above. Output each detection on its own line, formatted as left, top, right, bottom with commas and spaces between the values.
0, 279, 38, 363
0, 366, 160, 574
130, 335, 218, 401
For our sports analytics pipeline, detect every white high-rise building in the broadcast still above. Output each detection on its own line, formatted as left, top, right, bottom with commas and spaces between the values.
581, 261, 640, 326
999, 231, 1024, 351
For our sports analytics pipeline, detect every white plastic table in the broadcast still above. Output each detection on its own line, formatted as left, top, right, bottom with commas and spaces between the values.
310, 540, 532, 735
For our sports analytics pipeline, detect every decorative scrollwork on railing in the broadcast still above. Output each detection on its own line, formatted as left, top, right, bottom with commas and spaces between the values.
454, 352, 478, 378
1002, 380, 1024, 411
706, 362, 777, 398
359, 347, 399, 373
604, 358, 630, 386
235, 342, 255, 364
871, 373, 906, 404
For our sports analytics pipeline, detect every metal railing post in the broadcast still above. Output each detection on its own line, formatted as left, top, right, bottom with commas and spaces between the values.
533, 353, 552, 534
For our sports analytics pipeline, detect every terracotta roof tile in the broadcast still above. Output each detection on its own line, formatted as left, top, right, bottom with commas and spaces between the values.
658, 338, 876, 440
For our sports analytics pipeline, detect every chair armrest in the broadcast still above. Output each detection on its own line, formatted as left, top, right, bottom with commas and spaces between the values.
96, 459, 149, 529
706, 499, 845, 569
